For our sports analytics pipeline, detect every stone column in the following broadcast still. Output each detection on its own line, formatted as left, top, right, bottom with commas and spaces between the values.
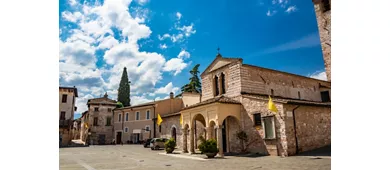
206, 126, 212, 140
190, 128, 195, 153
182, 128, 188, 153
216, 126, 224, 158
217, 73, 222, 96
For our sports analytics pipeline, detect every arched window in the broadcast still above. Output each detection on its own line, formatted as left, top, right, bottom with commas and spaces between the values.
271, 89, 274, 97
214, 75, 219, 96
221, 73, 226, 94
298, 91, 301, 99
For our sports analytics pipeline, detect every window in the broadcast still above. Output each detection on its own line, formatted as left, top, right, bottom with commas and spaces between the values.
124, 127, 128, 133
94, 107, 99, 112
253, 113, 261, 126
214, 75, 219, 96
136, 112, 140, 120
159, 125, 161, 132
118, 113, 122, 122
62, 94, 67, 103
106, 117, 111, 126
60, 111, 66, 120
125, 113, 129, 121
93, 117, 98, 126
146, 110, 150, 119
322, 0, 331, 12
262, 116, 275, 139
108, 108, 112, 112
321, 91, 331, 102
271, 89, 274, 96
145, 125, 150, 131
298, 91, 301, 99
221, 73, 226, 94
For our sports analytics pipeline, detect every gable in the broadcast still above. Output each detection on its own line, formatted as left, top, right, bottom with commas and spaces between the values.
201, 56, 242, 77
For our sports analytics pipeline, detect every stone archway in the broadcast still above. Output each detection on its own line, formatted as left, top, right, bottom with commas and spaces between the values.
220, 115, 241, 153
171, 126, 177, 142
207, 120, 217, 140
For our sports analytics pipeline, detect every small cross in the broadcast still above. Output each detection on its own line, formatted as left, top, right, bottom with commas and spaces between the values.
217, 47, 220, 54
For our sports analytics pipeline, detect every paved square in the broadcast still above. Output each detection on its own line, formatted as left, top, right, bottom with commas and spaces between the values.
60, 145, 330, 170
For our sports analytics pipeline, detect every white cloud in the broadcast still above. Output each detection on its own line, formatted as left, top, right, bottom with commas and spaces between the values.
60, 0, 193, 110
308, 71, 327, 81
69, 0, 77, 6
266, 10, 277, 16
159, 44, 168, 49
285, 6, 298, 13
62, 11, 83, 23
176, 12, 182, 20
177, 49, 190, 59
131, 95, 153, 105
154, 82, 180, 95
75, 93, 94, 114
163, 58, 188, 76
158, 34, 171, 40
171, 33, 184, 42
135, 0, 149, 5
97, 36, 119, 49
177, 24, 196, 37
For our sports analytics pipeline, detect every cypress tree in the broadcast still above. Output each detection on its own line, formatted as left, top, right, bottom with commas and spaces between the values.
117, 67, 131, 107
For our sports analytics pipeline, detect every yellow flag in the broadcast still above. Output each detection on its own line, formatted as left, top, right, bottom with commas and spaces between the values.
157, 114, 163, 126
268, 96, 278, 112
180, 114, 183, 125
85, 123, 89, 129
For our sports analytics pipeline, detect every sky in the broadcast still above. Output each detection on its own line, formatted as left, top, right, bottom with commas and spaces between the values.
59, 0, 327, 119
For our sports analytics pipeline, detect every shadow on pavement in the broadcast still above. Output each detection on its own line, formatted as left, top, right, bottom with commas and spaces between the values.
295, 145, 331, 157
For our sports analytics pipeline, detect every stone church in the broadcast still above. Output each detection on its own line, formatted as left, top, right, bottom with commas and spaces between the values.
159, 53, 331, 157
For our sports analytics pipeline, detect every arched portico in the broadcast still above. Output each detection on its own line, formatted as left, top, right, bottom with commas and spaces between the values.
181, 97, 242, 158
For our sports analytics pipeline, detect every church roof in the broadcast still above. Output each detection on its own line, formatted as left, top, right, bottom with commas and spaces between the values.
181, 96, 241, 111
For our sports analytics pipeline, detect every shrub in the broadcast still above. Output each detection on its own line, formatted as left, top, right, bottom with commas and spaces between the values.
164, 138, 176, 153
199, 139, 218, 154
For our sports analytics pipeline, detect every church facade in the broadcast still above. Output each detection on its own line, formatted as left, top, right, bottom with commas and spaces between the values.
159, 54, 331, 157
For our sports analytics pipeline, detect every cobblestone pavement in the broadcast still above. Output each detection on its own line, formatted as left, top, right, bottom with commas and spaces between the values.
60, 145, 330, 170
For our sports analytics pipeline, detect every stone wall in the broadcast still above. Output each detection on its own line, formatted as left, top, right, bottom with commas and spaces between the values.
241, 65, 330, 102
240, 96, 287, 156
88, 104, 116, 144
201, 61, 242, 101
284, 104, 331, 155
314, 2, 331, 81
158, 115, 183, 149
226, 116, 241, 153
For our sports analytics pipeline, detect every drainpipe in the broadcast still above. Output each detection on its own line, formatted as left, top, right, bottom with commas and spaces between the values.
292, 105, 300, 154
153, 104, 156, 138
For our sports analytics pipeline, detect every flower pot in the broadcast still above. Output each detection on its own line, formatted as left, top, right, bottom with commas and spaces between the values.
205, 152, 217, 158
166, 148, 174, 154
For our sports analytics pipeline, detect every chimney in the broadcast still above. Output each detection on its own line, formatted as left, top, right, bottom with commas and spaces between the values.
170, 92, 174, 99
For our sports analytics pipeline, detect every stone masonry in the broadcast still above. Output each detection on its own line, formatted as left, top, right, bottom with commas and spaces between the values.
313, 0, 331, 81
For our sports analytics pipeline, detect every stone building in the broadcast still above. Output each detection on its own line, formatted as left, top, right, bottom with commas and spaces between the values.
81, 93, 117, 145
313, 0, 331, 81
72, 118, 81, 140
59, 86, 78, 146
158, 92, 203, 150
179, 54, 331, 157
113, 92, 183, 144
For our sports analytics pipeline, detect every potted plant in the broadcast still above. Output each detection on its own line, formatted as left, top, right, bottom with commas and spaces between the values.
199, 139, 218, 158
164, 138, 176, 154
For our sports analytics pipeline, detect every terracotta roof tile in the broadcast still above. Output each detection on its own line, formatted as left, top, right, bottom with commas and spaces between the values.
181, 96, 241, 111
241, 92, 331, 107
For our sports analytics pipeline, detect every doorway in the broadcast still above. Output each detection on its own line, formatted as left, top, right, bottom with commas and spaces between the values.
222, 119, 227, 152
98, 134, 105, 145
116, 132, 122, 144
171, 127, 177, 142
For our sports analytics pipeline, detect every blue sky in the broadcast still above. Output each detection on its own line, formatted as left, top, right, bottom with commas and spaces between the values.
59, 0, 326, 119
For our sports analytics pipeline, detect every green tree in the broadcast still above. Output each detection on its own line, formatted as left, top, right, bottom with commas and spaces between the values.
117, 67, 131, 107
179, 64, 201, 96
